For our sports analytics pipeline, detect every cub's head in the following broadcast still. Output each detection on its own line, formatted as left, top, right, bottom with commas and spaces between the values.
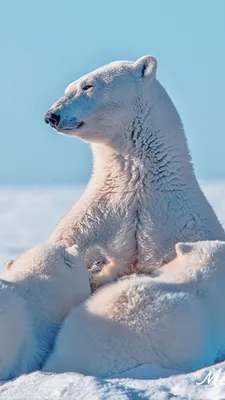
4, 244, 91, 314
175, 240, 225, 271
45, 56, 157, 147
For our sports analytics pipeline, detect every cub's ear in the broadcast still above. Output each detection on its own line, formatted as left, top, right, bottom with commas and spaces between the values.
4, 259, 14, 271
175, 242, 195, 257
133, 55, 157, 79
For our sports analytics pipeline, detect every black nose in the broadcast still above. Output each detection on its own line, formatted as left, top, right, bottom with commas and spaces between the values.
44, 112, 61, 127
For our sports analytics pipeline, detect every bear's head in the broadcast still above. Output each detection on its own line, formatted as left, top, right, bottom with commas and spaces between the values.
175, 240, 225, 271
4, 244, 91, 319
160, 240, 225, 285
45, 56, 157, 147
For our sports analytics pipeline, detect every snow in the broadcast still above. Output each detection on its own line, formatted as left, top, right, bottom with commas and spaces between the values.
0, 182, 225, 399
1, 363, 225, 399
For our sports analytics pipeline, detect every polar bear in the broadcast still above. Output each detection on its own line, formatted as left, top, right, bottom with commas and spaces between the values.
0, 244, 90, 380
44, 240, 225, 378
45, 56, 225, 287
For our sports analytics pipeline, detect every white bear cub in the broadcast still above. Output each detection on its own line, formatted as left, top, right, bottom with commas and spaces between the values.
0, 244, 90, 380
44, 241, 225, 377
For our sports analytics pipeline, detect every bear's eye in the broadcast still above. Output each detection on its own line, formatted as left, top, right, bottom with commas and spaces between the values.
82, 84, 93, 91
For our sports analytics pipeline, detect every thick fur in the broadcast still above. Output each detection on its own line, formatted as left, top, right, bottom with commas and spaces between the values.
46, 56, 225, 287
0, 244, 90, 380
44, 240, 225, 377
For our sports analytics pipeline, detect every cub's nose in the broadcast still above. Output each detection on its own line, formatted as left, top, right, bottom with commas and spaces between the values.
44, 112, 61, 128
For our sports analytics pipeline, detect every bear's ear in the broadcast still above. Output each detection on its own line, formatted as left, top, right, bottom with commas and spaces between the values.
175, 242, 195, 257
133, 55, 157, 79
4, 259, 14, 271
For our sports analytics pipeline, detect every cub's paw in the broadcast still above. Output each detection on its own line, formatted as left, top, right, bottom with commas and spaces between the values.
89, 269, 116, 292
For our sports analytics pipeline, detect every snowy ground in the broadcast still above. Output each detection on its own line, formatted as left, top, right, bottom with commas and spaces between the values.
0, 182, 225, 399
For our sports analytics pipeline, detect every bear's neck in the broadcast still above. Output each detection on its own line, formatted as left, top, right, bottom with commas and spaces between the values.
0, 276, 61, 374
88, 80, 225, 257
91, 80, 198, 194
17, 278, 61, 355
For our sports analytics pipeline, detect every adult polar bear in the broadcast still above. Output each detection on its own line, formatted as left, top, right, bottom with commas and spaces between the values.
45, 56, 225, 285
44, 240, 225, 377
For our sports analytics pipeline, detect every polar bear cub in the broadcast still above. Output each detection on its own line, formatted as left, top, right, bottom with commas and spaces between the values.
0, 243, 90, 380
44, 240, 225, 377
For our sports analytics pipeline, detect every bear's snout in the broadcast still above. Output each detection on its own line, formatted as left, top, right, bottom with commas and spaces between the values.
45, 112, 61, 128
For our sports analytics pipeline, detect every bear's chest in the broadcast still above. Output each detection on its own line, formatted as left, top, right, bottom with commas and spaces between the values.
106, 187, 181, 270
106, 190, 161, 262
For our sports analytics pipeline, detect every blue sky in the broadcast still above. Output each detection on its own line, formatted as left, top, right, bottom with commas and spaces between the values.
0, 0, 224, 185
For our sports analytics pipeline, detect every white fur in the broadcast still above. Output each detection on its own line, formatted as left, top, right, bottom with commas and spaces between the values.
0, 244, 90, 380
44, 240, 225, 377
47, 56, 225, 286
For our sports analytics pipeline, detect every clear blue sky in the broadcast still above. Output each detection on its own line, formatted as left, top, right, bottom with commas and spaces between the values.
0, 0, 224, 185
